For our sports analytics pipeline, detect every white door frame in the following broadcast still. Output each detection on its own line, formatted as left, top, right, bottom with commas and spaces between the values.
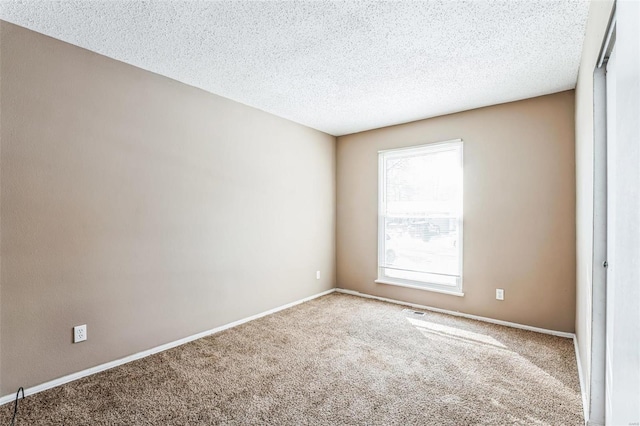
604, 43, 617, 425
590, 9, 616, 426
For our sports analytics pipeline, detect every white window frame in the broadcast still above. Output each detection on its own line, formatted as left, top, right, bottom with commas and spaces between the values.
376, 139, 464, 297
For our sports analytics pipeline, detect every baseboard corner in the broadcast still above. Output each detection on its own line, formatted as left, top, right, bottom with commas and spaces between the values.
573, 335, 589, 424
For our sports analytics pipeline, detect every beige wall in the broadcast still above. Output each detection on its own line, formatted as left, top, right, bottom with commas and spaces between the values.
0, 22, 336, 394
337, 92, 576, 332
574, 0, 614, 409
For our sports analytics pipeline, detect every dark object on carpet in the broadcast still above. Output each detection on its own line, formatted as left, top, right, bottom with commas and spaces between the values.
9, 387, 24, 426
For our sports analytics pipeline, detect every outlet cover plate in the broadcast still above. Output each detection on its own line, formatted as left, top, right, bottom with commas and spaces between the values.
74, 324, 87, 343
496, 289, 505, 301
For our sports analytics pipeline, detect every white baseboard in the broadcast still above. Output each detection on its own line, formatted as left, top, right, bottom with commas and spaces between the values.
574, 336, 589, 425
0, 288, 336, 406
335, 288, 575, 339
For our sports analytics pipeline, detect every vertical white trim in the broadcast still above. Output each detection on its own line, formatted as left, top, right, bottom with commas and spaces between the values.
574, 336, 589, 424
588, 63, 608, 426
604, 44, 617, 425
378, 150, 386, 278
586, 9, 616, 425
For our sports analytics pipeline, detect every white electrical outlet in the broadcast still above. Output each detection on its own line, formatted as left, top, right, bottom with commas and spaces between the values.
74, 324, 87, 343
496, 289, 505, 301
316, 271, 321, 280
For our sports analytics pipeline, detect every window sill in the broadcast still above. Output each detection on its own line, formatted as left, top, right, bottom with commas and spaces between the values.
374, 279, 465, 297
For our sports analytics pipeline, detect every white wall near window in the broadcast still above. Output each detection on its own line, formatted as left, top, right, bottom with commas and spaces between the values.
377, 140, 463, 296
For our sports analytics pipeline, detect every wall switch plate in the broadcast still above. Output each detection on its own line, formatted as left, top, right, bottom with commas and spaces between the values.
74, 324, 87, 343
496, 289, 505, 301
316, 271, 321, 280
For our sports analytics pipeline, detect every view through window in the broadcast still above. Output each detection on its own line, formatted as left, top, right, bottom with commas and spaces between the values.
378, 140, 463, 294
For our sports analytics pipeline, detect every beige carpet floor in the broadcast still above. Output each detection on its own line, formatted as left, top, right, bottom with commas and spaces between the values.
2, 293, 583, 425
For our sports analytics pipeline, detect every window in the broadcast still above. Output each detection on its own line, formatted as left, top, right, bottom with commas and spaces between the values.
377, 140, 463, 295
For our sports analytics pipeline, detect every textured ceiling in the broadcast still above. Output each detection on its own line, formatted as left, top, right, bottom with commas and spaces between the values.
0, 1, 590, 136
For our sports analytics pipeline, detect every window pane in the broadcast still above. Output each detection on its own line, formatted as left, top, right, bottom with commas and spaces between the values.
380, 143, 462, 289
